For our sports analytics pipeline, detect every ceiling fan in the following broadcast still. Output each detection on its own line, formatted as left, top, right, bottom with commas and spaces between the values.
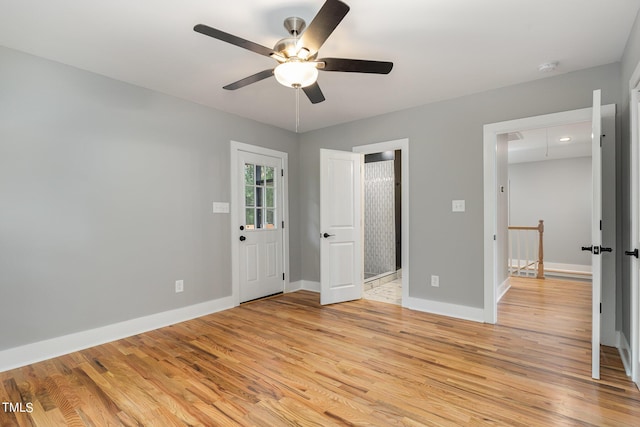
193, 0, 393, 104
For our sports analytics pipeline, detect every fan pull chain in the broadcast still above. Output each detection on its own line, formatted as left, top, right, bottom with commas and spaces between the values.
294, 26, 300, 134
545, 128, 549, 157
295, 86, 300, 133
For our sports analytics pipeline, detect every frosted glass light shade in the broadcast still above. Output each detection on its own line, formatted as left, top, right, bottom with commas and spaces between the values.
274, 61, 318, 88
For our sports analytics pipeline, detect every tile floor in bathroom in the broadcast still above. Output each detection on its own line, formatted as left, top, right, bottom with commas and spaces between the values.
363, 277, 402, 305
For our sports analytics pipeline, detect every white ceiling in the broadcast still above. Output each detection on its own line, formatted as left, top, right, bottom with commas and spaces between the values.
508, 121, 592, 164
1, 0, 639, 132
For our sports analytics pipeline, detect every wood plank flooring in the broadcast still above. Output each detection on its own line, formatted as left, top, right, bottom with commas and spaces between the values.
1, 277, 639, 426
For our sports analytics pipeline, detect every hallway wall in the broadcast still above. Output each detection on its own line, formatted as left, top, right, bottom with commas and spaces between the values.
509, 157, 591, 267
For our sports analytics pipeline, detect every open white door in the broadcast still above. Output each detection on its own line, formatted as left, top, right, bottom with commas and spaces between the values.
320, 149, 364, 305
630, 85, 640, 388
591, 89, 603, 380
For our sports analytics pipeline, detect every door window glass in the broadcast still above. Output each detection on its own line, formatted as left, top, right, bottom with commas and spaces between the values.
244, 163, 277, 229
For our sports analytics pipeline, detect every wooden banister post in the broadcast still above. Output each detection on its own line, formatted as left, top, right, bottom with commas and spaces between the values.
537, 220, 544, 279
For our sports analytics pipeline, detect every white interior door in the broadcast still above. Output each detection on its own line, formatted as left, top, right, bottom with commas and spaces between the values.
591, 89, 603, 380
238, 151, 284, 303
320, 149, 363, 305
631, 87, 640, 387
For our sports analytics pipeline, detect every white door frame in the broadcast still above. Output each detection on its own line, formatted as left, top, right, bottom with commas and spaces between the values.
353, 138, 410, 307
230, 141, 290, 307
483, 106, 614, 323
629, 62, 640, 386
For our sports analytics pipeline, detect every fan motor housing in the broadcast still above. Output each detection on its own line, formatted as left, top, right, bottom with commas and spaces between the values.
274, 17, 316, 60
283, 16, 306, 35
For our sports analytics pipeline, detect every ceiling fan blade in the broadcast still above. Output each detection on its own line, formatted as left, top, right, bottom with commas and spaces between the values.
194, 24, 277, 58
319, 58, 393, 74
299, 0, 350, 54
223, 69, 274, 90
302, 82, 326, 104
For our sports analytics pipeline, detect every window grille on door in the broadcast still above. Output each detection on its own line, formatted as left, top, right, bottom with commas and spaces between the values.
244, 163, 277, 230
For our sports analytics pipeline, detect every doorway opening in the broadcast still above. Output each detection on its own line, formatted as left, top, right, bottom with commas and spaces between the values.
506, 121, 593, 282
484, 101, 617, 379
362, 150, 402, 305
353, 139, 409, 307
499, 121, 595, 328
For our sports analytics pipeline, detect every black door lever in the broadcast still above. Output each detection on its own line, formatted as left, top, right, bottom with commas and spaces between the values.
323, 233, 335, 238
581, 246, 593, 252
600, 246, 612, 253
625, 249, 639, 258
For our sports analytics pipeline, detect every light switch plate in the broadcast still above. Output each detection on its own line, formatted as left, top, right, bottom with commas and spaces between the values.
213, 202, 230, 214
452, 200, 465, 212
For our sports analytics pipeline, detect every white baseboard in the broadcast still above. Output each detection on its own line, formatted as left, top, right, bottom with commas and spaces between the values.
618, 331, 632, 377
510, 261, 591, 279
544, 262, 591, 273
299, 280, 483, 323
0, 296, 234, 373
544, 262, 592, 279
285, 280, 303, 293
497, 278, 511, 302
301, 280, 320, 293
404, 296, 484, 323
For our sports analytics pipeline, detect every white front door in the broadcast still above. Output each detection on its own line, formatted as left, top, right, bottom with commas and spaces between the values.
320, 149, 364, 305
591, 89, 603, 380
237, 150, 284, 303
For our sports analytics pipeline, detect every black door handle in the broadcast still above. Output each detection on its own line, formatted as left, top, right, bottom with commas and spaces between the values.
625, 249, 639, 258
600, 246, 612, 253
239, 235, 246, 241
581, 246, 593, 252
323, 233, 335, 238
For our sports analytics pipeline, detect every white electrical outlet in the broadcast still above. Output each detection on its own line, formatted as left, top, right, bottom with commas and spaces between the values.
452, 200, 466, 212
175, 280, 184, 293
431, 275, 440, 287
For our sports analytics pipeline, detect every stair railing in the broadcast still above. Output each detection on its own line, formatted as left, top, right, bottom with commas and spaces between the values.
508, 220, 544, 279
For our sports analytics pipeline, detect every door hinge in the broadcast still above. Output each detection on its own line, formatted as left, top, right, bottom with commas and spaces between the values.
600, 303, 602, 314
600, 220, 602, 231
281, 169, 284, 177
282, 220, 285, 228
493, 234, 496, 241
282, 273, 285, 281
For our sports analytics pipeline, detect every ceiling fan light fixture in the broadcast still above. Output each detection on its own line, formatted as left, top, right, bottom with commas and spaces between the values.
274, 60, 318, 88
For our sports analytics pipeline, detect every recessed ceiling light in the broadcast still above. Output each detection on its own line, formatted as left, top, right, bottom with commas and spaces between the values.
559, 137, 572, 142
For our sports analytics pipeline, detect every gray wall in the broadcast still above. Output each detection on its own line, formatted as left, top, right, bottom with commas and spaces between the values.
509, 157, 591, 266
299, 63, 621, 309
0, 46, 300, 350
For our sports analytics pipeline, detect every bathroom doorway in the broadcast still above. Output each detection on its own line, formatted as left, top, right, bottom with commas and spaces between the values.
362, 150, 402, 304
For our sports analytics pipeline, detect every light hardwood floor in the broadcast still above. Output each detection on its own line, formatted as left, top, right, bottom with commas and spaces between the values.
1, 277, 639, 426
